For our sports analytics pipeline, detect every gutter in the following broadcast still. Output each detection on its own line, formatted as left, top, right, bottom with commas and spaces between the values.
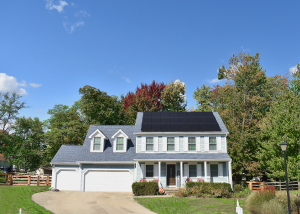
133, 132, 229, 135
133, 158, 232, 162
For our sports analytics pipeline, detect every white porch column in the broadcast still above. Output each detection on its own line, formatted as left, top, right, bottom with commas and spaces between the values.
204, 161, 207, 182
51, 164, 55, 188
135, 161, 138, 182
158, 161, 161, 187
229, 160, 233, 189
180, 161, 183, 187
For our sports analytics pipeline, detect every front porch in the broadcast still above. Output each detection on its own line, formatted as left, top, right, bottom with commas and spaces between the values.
135, 160, 233, 189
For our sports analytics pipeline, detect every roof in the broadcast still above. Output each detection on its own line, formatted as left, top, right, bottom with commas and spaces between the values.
51, 112, 230, 164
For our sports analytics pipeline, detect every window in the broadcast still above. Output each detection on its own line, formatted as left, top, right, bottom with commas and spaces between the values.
189, 165, 197, 177
209, 137, 217, 150
188, 137, 196, 151
93, 137, 101, 150
146, 165, 153, 177
146, 137, 154, 151
167, 137, 175, 151
116, 137, 124, 150
210, 164, 218, 177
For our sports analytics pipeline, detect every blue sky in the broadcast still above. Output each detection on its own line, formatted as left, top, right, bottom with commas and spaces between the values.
1, 0, 300, 121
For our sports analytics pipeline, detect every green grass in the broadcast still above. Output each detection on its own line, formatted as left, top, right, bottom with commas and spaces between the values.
135, 197, 248, 214
0, 186, 53, 214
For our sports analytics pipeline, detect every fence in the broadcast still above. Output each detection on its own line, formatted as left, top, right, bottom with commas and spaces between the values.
247, 181, 300, 191
0, 173, 52, 186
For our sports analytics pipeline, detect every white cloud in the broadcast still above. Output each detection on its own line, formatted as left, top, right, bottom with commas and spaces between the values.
63, 21, 84, 34
207, 78, 223, 84
289, 64, 299, 74
121, 77, 131, 83
46, 0, 68, 13
75, 10, 90, 17
18, 80, 27, 87
241, 46, 249, 52
0, 73, 28, 95
29, 83, 42, 88
35, 109, 43, 112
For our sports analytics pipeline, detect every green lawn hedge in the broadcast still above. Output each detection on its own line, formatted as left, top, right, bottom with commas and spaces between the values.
132, 182, 159, 196
186, 182, 232, 192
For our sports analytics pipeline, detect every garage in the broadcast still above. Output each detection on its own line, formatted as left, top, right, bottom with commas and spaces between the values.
56, 169, 80, 191
84, 170, 133, 192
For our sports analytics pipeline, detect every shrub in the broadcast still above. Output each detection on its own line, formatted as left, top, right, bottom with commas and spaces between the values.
246, 185, 276, 213
140, 179, 147, 182
233, 186, 251, 198
132, 182, 158, 196
233, 184, 245, 192
259, 198, 285, 214
175, 188, 190, 197
275, 191, 300, 213
186, 182, 233, 192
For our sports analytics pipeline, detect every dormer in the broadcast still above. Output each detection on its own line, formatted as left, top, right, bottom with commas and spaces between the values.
111, 129, 130, 153
89, 129, 107, 152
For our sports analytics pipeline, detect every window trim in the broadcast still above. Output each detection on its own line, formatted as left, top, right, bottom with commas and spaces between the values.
188, 137, 196, 151
209, 137, 217, 151
93, 137, 101, 151
210, 164, 218, 177
116, 137, 124, 151
146, 165, 154, 178
146, 137, 154, 151
189, 164, 197, 177
167, 137, 175, 151
89, 129, 107, 153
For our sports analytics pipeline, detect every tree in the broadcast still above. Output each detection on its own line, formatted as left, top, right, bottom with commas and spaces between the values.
193, 84, 212, 112
79, 85, 125, 125
258, 92, 300, 180
161, 80, 187, 112
5, 117, 44, 171
123, 80, 166, 122
0, 92, 26, 132
195, 52, 289, 180
290, 63, 300, 95
42, 104, 88, 166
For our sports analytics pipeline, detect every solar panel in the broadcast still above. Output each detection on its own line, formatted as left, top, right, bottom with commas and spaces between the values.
141, 112, 221, 132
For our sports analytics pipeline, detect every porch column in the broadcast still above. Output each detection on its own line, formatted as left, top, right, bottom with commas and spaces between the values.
180, 161, 183, 187
135, 161, 138, 182
158, 161, 161, 187
229, 160, 233, 189
204, 161, 207, 182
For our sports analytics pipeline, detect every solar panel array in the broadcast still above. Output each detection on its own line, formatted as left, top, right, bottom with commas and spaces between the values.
141, 112, 221, 132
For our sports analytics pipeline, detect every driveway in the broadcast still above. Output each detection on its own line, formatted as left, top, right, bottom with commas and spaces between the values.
32, 191, 156, 214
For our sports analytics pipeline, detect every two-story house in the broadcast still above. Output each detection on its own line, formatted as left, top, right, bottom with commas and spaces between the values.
51, 112, 232, 192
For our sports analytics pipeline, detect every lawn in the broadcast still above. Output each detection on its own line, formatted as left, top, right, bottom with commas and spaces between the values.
0, 185, 53, 214
135, 197, 248, 214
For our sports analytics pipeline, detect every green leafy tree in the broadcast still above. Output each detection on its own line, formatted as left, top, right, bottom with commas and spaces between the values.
79, 85, 126, 125
161, 80, 187, 112
258, 92, 300, 180
43, 104, 88, 165
290, 63, 300, 95
193, 84, 212, 111
6, 117, 45, 171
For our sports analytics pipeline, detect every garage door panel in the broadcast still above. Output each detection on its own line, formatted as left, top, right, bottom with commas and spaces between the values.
56, 170, 80, 191
85, 170, 133, 192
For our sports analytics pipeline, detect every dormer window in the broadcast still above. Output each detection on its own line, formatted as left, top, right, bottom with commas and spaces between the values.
112, 129, 130, 153
93, 137, 101, 150
146, 137, 154, 151
89, 129, 107, 153
116, 137, 124, 151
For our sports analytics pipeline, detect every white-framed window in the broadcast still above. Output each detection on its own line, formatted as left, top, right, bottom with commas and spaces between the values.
146, 165, 154, 177
210, 164, 218, 177
189, 165, 197, 177
209, 137, 217, 151
188, 137, 196, 151
93, 137, 101, 151
116, 137, 124, 151
146, 137, 154, 151
167, 137, 175, 151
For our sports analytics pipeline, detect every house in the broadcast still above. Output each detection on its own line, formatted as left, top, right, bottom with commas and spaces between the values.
0, 154, 11, 171
51, 112, 232, 192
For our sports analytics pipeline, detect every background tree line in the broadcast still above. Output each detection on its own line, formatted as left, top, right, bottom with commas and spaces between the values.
0, 53, 299, 183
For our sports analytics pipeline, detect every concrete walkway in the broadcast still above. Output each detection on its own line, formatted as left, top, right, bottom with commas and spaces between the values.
32, 191, 156, 214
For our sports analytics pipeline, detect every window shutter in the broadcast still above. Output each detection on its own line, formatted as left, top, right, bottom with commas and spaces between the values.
207, 163, 210, 177
196, 137, 200, 152
221, 136, 226, 152
154, 164, 158, 177
141, 164, 145, 178
218, 163, 223, 177
217, 137, 221, 151
205, 137, 209, 152
101, 138, 105, 152
175, 137, 179, 151
123, 138, 127, 152
154, 137, 158, 152
197, 164, 201, 177
113, 139, 116, 152
184, 164, 189, 177
162, 137, 167, 152
141, 137, 146, 152
184, 137, 188, 152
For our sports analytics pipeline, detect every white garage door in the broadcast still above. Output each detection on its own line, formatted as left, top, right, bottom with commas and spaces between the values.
84, 170, 133, 192
56, 170, 80, 191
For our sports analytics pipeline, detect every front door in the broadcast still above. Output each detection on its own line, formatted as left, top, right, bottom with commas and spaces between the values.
167, 165, 176, 186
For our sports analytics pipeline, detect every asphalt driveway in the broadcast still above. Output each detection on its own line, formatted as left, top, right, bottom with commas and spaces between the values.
32, 191, 156, 214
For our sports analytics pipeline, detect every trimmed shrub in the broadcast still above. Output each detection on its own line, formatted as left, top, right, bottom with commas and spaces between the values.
132, 181, 158, 196
186, 182, 232, 192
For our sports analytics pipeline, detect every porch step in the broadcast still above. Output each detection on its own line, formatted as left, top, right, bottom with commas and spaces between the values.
164, 188, 180, 196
